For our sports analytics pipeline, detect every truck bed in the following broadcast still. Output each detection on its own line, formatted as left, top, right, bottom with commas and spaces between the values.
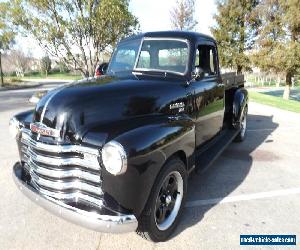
221, 72, 245, 89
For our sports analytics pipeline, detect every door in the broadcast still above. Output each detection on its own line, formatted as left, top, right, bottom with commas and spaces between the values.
191, 44, 225, 148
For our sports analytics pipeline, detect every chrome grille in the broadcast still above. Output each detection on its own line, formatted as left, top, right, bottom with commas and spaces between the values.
20, 128, 103, 207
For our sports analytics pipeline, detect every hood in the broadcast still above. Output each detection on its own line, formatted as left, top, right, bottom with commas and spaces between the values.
33, 75, 187, 143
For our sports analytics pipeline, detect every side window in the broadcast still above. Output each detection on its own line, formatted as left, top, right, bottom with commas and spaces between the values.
196, 45, 217, 76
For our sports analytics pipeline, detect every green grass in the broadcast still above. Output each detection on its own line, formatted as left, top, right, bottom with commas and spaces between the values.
22, 72, 82, 81
2, 77, 23, 87
2, 72, 82, 88
246, 77, 300, 88
249, 90, 300, 113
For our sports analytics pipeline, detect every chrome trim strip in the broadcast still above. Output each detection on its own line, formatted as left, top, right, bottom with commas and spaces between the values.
40, 85, 69, 123
29, 169, 103, 196
24, 157, 100, 183
133, 37, 145, 69
26, 147, 100, 171
22, 129, 99, 156
13, 163, 138, 233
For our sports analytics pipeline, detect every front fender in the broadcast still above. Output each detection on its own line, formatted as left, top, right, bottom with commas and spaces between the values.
101, 117, 195, 217
14, 110, 34, 127
232, 88, 248, 128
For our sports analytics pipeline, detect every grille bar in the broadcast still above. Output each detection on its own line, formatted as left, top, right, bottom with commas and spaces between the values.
24, 156, 100, 183
21, 129, 99, 155
26, 147, 100, 171
30, 180, 103, 207
29, 169, 103, 196
20, 128, 103, 207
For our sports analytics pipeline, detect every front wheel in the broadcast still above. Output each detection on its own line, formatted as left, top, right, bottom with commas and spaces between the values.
137, 157, 187, 242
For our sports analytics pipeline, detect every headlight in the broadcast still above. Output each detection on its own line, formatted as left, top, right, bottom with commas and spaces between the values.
9, 117, 21, 138
101, 141, 127, 175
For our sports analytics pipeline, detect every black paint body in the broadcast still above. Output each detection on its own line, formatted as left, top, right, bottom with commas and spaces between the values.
14, 31, 248, 217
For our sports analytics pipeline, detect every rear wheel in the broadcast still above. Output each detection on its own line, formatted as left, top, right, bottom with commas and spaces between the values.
234, 106, 248, 142
137, 157, 187, 242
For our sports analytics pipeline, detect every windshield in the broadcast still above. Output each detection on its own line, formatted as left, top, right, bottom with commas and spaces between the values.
107, 39, 141, 74
108, 38, 189, 75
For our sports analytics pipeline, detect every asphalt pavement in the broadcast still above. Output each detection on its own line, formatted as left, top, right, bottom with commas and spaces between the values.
0, 82, 64, 111
0, 84, 300, 250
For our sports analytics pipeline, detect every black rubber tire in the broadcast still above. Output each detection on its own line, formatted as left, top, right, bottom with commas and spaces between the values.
136, 157, 187, 242
234, 106, 248, 142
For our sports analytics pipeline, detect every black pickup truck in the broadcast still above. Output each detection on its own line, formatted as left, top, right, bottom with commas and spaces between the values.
10, 31, 248, 242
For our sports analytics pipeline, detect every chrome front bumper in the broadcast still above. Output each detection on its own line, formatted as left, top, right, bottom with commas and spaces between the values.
13, 163, 138, 233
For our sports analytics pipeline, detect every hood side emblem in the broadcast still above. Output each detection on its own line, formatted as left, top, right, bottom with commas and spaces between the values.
30, 122, 60, 138
170, 102, 185, 113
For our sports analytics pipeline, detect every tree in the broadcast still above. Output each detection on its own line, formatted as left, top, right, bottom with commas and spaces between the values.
170, 0, 198, 31
211, 0, 259, 73
40, 56, 51, 77
0, 2, 15, 87
57, 59, 69, 73
252, 0, 300, 99
9, 49, 31, 76
11, 0, 139, 77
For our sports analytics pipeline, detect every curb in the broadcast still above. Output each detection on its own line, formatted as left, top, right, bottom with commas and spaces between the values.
0, 83, 42, 91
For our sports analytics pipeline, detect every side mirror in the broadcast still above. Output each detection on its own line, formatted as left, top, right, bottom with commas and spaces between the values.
95, 62, 108, 77
191, 67, 204, 81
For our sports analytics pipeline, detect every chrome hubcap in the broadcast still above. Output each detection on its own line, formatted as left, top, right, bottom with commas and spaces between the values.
165, 195, 172, 205
241, 114, 247, 137
154, 171, 183, 231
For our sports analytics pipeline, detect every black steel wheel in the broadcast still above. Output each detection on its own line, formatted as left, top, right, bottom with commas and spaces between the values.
137, 157, 187, 242
154, 171, 184, 231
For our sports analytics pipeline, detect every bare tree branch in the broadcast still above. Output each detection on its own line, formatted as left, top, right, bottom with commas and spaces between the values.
170, 0, 198, 31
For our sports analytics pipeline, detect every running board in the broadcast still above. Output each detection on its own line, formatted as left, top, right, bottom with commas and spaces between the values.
195, 129, 240, 174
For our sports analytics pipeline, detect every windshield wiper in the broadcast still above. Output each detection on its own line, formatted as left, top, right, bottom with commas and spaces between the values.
132, 70, 145, 76
133, 69, 182, 78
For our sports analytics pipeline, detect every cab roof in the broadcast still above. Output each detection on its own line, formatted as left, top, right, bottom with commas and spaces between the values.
121, 31, 215, 44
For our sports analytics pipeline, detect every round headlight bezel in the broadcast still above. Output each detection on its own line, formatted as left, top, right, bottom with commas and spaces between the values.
9, 117, 21, 139
101, 140, 127, 176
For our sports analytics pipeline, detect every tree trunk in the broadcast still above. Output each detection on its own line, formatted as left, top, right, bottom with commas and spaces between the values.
237, 65, 242, 74
0, 51, 3, 88
283, 72, 292, 100
276, 76, 280, 88
80, 70, 89, 78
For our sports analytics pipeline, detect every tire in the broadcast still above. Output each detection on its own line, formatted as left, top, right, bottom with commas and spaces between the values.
234, 106, 248, 142
136, 157, 187, 242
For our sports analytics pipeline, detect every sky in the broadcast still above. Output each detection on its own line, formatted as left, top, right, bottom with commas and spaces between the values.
129, 0, 216, 34
18, 0, 217, 58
